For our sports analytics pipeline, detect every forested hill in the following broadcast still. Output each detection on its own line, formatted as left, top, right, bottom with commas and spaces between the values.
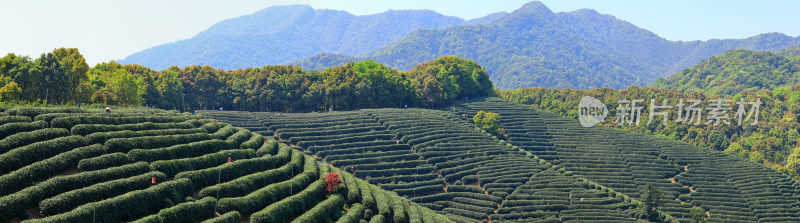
118, 5, 495, 70
652, 49, 800, 95
359, 1, 800, 89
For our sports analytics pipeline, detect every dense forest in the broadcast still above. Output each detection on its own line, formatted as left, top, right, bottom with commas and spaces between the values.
652, 49, 800, 95
0, 49, 494, 112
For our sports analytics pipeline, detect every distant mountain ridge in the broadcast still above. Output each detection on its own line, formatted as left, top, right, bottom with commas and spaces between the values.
358, 1, 800, 89
118, 5, 497, 70
120, 1, 800, 90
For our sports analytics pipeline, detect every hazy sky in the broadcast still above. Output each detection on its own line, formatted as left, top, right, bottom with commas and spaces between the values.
2, 0, 798, 66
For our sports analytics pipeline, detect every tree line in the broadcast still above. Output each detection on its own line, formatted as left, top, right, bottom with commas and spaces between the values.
0, 49, 494, 112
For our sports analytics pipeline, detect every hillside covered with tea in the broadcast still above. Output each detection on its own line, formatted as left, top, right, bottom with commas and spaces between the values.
0, 106, 449, 223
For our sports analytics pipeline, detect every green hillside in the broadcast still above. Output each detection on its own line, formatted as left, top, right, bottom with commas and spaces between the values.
0, 106, 449, 223
652, 49, 800, 95
5, 97, 800, 222
454, 97, 800, 222
201, 97, 800, 222
200, 109, 654, 222
499, 85, 800, 176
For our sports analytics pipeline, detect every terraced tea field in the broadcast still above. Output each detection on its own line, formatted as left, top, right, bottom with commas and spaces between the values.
202, 97, 800, 223
200, 109, 663, 222
454, 97, 800, 223
0, 106, 449, 223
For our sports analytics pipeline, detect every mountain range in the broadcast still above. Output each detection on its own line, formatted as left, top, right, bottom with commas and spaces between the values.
118, 5, 492, 70
120, 1, 800, 90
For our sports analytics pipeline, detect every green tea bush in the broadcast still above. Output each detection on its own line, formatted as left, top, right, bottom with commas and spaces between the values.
0, 120, 47, 139
0, 136, 86, 176
131, 197, 216, 223
77, 152, 130, 171
0, 144, 103, 196
291, 193, 345, 223
0, 128, 68, 154
39, 172, 168, 216
249, 180, 326, 223
150, 149, 256, 177
70, 121, 195, 136
22, 179, 193, 223
127, 139, 230, 162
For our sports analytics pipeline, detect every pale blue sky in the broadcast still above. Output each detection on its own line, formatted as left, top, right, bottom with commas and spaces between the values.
1, 0, 798, 66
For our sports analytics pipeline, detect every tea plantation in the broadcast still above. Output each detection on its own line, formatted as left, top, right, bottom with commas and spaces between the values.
453, 97, 800, 223
6, 97, 798, 223
0, 106, 449, 223
200, 109, 666, 222
200, 98, 800, 223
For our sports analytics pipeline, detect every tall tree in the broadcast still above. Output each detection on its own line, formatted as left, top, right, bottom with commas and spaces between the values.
37, 52, 70, 103
110, 69, 141, 105
52, 48, 89, 102
123, 64, 161, 107
157, 69, 184, 110
640, 183, 663, 221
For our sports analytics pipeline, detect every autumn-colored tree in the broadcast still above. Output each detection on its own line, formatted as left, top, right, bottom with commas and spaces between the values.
325, 172, 343, 194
